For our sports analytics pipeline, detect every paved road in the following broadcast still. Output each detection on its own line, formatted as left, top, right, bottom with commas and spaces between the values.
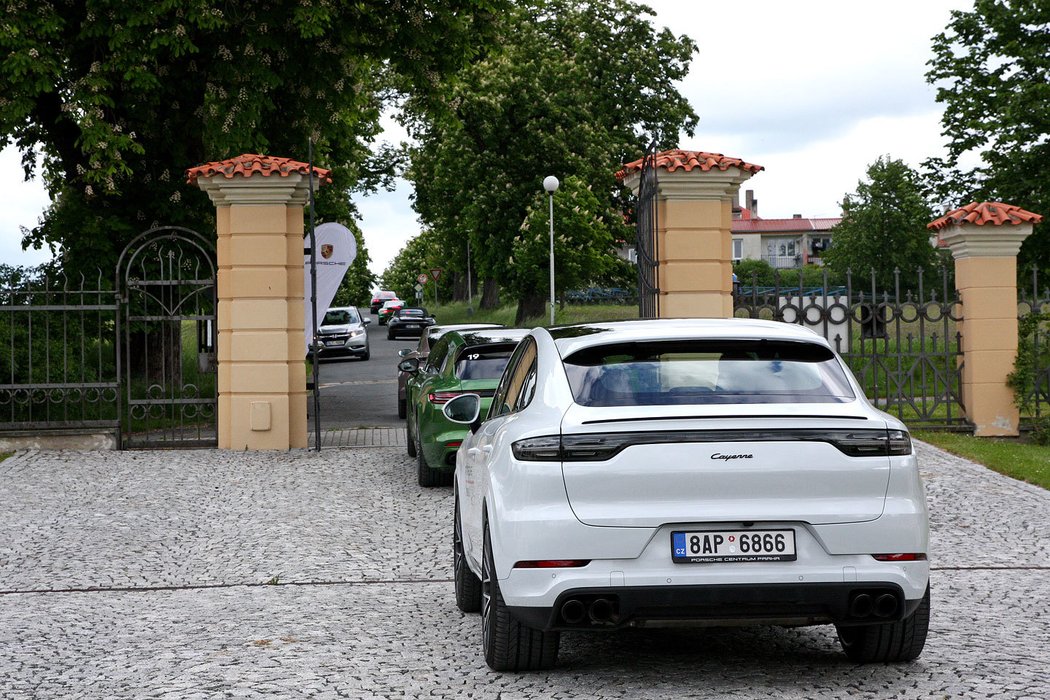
309, 319, 415, 429
1, 442, 1048, 699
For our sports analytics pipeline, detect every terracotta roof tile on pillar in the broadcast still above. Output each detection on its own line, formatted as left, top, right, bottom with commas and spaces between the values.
927, 201, 1043, 231
185, 153, 332, 185
617, 149, 764, 180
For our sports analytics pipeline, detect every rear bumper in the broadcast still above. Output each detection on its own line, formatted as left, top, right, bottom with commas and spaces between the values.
389, 326, 426, 337
509, 581, 923, 632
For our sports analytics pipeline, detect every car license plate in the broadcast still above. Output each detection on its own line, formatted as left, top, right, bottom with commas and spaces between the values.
671, 529, 796, 563
324, 340, 343, 347
406, 324, 419, 329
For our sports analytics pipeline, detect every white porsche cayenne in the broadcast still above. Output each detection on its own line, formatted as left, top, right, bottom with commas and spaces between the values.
443, 319, 930, 672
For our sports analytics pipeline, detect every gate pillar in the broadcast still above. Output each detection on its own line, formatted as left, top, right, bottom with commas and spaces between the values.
188, 154, 330, 450
622, 150, 762, 318
929, 202, 1043, 436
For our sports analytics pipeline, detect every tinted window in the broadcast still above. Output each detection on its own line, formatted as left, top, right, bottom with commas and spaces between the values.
563, 340, 855, 406
399, 308, 426, 318
493, 339, 537, 416
454, 345, 516, 380
427, 338, 451, 372
322, 309, 358, 325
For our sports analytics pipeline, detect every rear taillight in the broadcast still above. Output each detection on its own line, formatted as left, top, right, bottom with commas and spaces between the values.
428, 391, 462, 405
825, 429, 912, 457
511, 428, 913, 462
446, 440, 462, 448
886, 429, 912, 455
872, 553, 927, 562
511, 436, 562, 461
510, 434, 632, 461
514, 560, 590, 568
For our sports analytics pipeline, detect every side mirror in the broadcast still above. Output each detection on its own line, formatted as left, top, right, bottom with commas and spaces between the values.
397, 348, 413, 358
363, 317, 372, 325
442, 393, 481, 427
398, 358, 420, 373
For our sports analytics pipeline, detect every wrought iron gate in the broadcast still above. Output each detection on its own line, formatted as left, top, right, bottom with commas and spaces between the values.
116, 227, 217, 448
734, 266, 967, 429
636, 144, 660, 319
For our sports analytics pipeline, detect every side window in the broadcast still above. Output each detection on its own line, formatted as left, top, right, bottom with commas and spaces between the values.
426, 338, 450, 373
488, 339, 530, 419
515, 364, 538, 412
494, 339, 537, 417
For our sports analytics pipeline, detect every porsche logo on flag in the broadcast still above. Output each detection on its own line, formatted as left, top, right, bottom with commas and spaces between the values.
321, 244, 334, 259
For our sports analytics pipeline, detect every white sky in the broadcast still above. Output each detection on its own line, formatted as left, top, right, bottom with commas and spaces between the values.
0, 0, 973, 275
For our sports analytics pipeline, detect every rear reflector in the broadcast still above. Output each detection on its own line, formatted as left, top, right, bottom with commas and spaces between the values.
872, 553, 927, 562
513, 560, 590, 569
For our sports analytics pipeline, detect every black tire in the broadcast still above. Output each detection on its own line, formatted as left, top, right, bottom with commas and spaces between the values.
837, 585, 930, 663
397, 397, 407, 419
481, 520, 559, 671
406, 413, 417, 457
454, 493, 481, 612
360, 349, 370, 361
417, 428, 446, 487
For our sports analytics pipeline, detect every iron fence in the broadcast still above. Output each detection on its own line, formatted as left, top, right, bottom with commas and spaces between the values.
735, 266, 967, 429
1015, 269, 1050, 421
1, 227, 216, 448
635, 144, 659, 319
0, 267, 120, 434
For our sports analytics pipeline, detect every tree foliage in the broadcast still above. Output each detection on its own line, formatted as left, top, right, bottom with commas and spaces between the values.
823, 157, 941, 293
925, 0, 1050, 273
0, 0, 507, 274
330, 221, 376, 309
510, 176, 624, 322
380, 228, 443, 302
403, 0, 698, 318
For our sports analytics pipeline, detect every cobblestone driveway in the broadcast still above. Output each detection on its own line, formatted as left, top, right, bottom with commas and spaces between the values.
1, 442, 1047, 699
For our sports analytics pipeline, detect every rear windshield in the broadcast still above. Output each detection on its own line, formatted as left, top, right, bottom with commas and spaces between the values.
563, 340, 856, 406
454, 346, 516, 380
322, 309, 359, 325
399, 308, 426, 318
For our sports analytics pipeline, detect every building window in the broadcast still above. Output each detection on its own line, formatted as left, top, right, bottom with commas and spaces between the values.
732, 238, 743, 260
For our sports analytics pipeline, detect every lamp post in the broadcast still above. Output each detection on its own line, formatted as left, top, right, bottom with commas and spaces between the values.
466, 237, 473, 317
543, 175, 559, 325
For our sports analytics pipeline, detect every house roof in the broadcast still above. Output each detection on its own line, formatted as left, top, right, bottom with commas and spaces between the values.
186, 153, 332, 185
732, 217, 840, 234
618, 149, 764, 179
927, 201, 1042, 231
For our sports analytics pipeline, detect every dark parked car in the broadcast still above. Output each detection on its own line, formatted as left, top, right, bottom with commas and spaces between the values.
387, 307, 437, 340
395, 324, 503, 419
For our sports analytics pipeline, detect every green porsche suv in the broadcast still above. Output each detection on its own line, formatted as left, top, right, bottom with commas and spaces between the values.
401, 328, 529, 486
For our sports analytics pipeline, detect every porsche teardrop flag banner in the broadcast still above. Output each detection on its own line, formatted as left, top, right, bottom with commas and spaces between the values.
305, 222, 357, 353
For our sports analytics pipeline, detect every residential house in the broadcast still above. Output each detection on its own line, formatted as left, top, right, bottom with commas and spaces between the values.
732, 190, 841, 268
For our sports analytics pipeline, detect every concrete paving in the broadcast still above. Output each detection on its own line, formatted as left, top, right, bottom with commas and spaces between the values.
0, 441, 1047, 699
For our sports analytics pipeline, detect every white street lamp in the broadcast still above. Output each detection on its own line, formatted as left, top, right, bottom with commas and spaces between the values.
543, 175, 559, 325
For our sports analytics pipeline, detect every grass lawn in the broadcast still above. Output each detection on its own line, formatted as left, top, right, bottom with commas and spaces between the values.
0, 452, 11, 463
915, 431, 1050, 491
430, 301, 639, 328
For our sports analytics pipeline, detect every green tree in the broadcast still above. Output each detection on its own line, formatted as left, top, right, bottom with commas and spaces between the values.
823, 157, 940, 293
510, 176, 624, 322
330, 221, 376, 309
925, 0, 1049, 274
405, 0, 698, 319
0, 0, 506, 275
381, 229, 442, 303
